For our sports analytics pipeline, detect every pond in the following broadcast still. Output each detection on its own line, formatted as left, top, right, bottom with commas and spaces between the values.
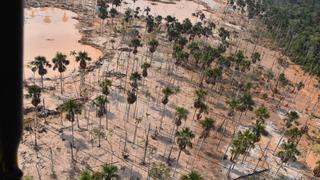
24, 7, 102, 79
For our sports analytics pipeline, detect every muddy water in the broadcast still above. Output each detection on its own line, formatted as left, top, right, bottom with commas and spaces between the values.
24, 7, 102, 79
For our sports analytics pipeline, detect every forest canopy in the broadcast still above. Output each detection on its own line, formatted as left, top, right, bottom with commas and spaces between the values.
229, 0, 320, 77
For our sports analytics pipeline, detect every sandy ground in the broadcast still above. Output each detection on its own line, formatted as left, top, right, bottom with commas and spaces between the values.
21, 0, 319, 179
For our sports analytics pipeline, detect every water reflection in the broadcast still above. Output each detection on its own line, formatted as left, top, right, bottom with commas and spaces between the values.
43, 15, 51, 23
62, 11, 68, 22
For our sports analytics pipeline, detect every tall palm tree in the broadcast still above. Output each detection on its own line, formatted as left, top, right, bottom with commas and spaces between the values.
30, 56, 52, 89
61, 99, 82, 162
109, 8, 118, 28
74, 51, 91, 91
94, 95, 107, 147
255, 105, 270, 124
160, 87, 174, 129
237, 92, 255, 125
173, 127, 195, 173
227, 130, 255, 176
275, 141, 300, 176
274, 111, 300, 154
174, 107, 189, 132
198, 118, 215, 147
195, 101, 208, 121
193, 89, 207, 121
52, 52, 70, 94
285, 127, 302, 145
100, 79, 112, 96
28, 85, 42, 148
130, 38, 143, 70
180, 170, 203, 180
101, 164, 119, 180
141, 62, 151, 79
130, 71, 142, 90
97, 5, 108, 34
148, 39, 159, 63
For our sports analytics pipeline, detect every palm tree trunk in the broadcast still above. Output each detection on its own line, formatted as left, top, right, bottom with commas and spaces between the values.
254, 140, 270, 172
133, 122, 138, 144
98, 117, 102, 147
34, 109, 38, 148
216, 120, 228, 150
60, 73, 63, 94
141, 123, 150, 165
105, 103, 108, 130
273, 133, 284, 155
275, 162, 283, 177
192, 109, 198, 121
172, 149, 183, 177
41, 75, 44, 89
160, 104, 166, 130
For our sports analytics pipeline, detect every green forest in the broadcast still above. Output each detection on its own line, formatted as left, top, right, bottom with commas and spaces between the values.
229, 0, 320, 77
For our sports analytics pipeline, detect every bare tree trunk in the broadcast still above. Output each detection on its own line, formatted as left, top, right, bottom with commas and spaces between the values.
141, 123, 151, 165
160, 104, 166, 130
172, 149, 183, 178
273, 134, 284, 155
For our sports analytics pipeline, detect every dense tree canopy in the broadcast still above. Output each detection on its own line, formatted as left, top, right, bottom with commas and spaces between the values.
229, 0, 320, 77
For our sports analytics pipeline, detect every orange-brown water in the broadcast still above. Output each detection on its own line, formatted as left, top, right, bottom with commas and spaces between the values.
24, 7, 102, 79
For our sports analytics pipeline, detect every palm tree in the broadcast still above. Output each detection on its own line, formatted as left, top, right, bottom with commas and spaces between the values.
101, 164, 119, 180
284, 111, 300, 128
313, 161, 320, 178
251, 52, 261, 64
144, 6, 151, 16
285, 127, 302, 145
197, 118, 215, 154
74, 51, 91, 91
30, 56, 52, 89
129, 37, 143, 71
146, 15, 155, 33
174, 107, 189, 132
148, 39, 159, 63
132, 117, 142, 144
130, 71, 142, 89
97, 5, 108, 33
226, 99, 240, 117
180, 170, 203, 180
205, 67, 223, 87
52, 52, 70, 94
149, 163, 171, 180
237, 92, 255, 125
173, 127, 195, 173
100, 79, 112, 96
273, 111, 300, 154
193, 89, 207, 121
227, 130, 255, 176
275, 141, 300, 176
255, 105, 270, 124
141, 62, 151, 79
28, 85, 42, 148
195, 101, 208, 121
61, 99, 82, 162
94, 95, 107, 147
109, 8, 118, 28
160, 87, 174, 129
